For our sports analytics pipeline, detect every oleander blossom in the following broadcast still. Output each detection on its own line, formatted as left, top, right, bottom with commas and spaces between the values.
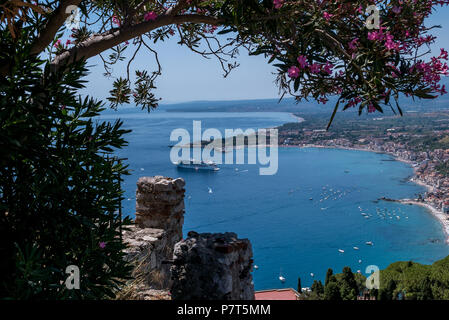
112, 15, 120, 26
273, 0, 284, 9
310, 63, 321, 74
144, 11, 158, 21
288, 66, 300, 78
275, 0, 449, 115
323, 12, 333, 21
297, 55, 309, 69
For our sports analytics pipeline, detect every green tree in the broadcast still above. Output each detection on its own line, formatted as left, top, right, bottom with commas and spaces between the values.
324, 279, 341, 301
384, 279, 397, 301
416, 276, 433, 300
311, 280, 324, 296
325, 268, 333, 286
0, 28, 132, 299
341, 266, 358, 292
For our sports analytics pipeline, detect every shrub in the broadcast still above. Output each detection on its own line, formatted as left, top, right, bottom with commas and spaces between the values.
0, 29, 132, 299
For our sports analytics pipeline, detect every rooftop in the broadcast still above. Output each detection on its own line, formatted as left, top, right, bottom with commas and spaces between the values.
255, 288, 301, 300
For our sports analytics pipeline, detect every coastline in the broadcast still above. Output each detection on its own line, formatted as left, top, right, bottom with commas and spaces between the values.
289, 113, 305, 123
288, 143, 449, 242
399, 200, 449, 241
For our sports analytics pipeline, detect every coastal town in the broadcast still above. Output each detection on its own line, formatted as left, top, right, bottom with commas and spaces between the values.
277, 110, 449, 226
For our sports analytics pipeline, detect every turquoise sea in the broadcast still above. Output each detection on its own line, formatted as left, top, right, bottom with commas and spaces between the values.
99, 107, 449, 290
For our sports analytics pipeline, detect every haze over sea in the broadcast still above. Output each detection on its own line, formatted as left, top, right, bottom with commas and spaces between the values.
100, 103, 449, 290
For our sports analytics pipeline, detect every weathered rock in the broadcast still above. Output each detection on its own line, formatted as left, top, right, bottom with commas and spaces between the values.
170, 232, 255, 300
135, 176, 185, 238
123, 226, 177, 289
123, 176, 186, 290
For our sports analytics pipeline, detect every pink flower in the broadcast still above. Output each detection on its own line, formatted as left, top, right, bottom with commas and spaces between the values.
273, 0, 284, 9
297, 55, 309, 69
368, 104, 376, 113
392, 6, 402, 14
66, 39, 71, 46
54, 39, 62, 48
112, 15, 120, 26
323, 62, 334, 75
440, 48, 448, 60
309, 63, 321, 74
288, 66, 300, 79
319, 97, 329, 104
348, 38, 359, 51
144, 11, 158, 21
323, 12, 333, 21
99, 242, 106, 249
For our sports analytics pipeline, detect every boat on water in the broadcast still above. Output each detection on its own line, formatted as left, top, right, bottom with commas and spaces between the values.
176, 159, 220, 171
366, 241, 374, 246
353, 247, 359, 250
338, 249, 345, 253
279, 275, 286, 283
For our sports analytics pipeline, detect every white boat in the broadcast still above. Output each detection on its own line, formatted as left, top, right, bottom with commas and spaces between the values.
208, 187, 213, 194
310, 273, 314, 277
338, 249, 345, 253
366, 241, 374, 246
353, 247, 359, 250
254, 265, 259, 270
279, 268, 286, 282
176, 159, 220, 171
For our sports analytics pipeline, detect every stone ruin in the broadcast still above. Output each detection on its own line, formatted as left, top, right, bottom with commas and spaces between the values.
171, 231, 255, 300
122, 176, 255, 300
123, 176, 185, 292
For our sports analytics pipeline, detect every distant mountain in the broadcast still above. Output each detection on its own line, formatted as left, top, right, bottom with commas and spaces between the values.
162, 97, 343, 114
162, 93, 449, 114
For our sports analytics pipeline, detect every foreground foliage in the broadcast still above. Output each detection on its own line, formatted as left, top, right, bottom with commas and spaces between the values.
0, 28, 132, 299
302, 255, 449, 300
379, 256, 449, 300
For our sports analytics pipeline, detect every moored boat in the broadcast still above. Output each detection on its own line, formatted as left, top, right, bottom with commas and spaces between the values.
176, 159, 220, 171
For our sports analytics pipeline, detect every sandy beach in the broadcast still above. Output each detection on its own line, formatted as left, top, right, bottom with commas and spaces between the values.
289, 113, 305, 123
400, 200, 449, 243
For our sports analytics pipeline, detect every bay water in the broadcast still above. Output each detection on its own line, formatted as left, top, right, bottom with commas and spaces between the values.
99, 107, 449, 290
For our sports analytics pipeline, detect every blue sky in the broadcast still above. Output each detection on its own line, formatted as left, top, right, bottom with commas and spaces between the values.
82, 7, 449, 104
